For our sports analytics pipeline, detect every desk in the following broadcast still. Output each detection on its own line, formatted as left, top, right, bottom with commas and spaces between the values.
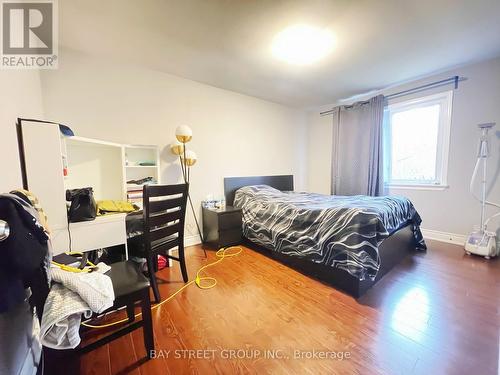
51, 213, 129, 258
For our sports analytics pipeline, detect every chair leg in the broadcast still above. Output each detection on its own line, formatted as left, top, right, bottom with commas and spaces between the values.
140, 289, 154, 359
178, 246, 189, 283
126, 304, 135, 323
153, 254, 159, 272
146, 255, 161, 303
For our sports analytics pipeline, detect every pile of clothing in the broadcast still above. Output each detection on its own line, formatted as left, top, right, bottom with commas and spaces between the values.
0, 190, 53, 375
40, 262, 115, 349
0, 189, 116, 359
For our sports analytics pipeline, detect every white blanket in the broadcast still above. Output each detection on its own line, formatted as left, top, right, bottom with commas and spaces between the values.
50, 263, 113, 313
40, 284, 92, 349
40, 263, 115, 349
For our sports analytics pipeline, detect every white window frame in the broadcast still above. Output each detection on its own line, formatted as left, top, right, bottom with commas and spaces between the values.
384, 90, 453, 190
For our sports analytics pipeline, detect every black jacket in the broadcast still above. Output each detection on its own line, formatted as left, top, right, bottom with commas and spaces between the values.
0, 194, 49, 314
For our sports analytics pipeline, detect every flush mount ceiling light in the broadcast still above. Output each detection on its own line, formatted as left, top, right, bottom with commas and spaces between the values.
271, 24, 335, 65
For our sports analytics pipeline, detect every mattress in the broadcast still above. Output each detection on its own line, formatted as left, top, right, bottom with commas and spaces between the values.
233, 185, 426, 281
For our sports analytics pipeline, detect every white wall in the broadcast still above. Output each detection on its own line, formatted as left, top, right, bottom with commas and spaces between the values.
0, 71, 44, 192
39, 48, 308, 240
306, 57, 500, 238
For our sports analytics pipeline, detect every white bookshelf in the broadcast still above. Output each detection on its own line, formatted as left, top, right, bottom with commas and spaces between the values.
123, 144, 160, 209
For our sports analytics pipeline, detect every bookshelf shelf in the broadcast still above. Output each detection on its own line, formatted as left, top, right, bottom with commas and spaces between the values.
123, 145, 160, 209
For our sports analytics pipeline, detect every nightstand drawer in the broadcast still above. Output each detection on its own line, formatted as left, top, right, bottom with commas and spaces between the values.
219, 229, 242, 246
202, 206, 242, 249
219, 212, 242, 230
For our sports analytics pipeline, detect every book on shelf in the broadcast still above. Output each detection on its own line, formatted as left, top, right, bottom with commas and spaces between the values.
127, 185, 145, 190
127, 189, 143, 194
127, 192, 143, 199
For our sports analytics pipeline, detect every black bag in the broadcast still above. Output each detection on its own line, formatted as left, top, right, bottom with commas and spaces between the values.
66, 187, 97, 222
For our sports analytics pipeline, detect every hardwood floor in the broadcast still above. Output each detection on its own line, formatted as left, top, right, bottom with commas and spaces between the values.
45, 240, 500, 375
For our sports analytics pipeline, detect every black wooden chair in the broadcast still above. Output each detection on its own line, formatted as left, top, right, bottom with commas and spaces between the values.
78, 261, 153, 357
128, 183, 189, 303
43, 262, 154, 372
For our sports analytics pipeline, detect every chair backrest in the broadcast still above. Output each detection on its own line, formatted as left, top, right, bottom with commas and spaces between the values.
142, 183, 189, 255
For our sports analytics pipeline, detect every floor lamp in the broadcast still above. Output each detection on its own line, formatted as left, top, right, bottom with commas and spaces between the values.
171, 125, 207, 257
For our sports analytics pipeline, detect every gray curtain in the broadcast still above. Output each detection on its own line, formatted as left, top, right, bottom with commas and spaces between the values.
331, 95, 385, 196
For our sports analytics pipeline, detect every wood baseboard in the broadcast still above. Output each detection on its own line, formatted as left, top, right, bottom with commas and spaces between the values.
185, 234, 202, 247
421, 228, 467, 246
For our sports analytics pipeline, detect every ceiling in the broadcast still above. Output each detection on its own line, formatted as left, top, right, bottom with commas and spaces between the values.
59, 0, 500, 108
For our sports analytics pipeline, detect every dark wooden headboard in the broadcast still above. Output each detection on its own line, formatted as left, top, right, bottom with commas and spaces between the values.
224, 175, 294, 206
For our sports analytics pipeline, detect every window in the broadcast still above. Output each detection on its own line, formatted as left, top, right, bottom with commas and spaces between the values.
383, 91, 453, 189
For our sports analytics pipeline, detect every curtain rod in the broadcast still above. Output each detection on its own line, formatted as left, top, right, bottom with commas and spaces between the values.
320, 75, 465, 116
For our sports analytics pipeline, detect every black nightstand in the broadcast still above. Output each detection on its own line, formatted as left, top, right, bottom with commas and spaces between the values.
202, 206, 242, 249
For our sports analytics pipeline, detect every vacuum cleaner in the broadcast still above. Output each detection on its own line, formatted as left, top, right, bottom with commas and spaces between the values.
465, 122, 499, 259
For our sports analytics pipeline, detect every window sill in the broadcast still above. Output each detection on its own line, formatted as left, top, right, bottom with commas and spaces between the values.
385, 183, 449, 191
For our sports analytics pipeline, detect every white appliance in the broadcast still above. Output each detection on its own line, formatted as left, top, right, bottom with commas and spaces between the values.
465, 122, 499, 259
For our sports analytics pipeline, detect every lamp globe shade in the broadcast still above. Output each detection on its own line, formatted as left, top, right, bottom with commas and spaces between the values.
170, 140, 184, 155
183, 150, 197, 166
175, 125, 192, 143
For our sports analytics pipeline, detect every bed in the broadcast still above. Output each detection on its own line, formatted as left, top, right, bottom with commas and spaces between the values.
224, 175, 426, 297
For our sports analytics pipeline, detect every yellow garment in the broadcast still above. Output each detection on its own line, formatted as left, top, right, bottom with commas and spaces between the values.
97, 200, 137, 215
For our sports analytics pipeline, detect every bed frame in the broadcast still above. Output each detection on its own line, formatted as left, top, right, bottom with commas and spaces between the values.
224, 174, 416, 298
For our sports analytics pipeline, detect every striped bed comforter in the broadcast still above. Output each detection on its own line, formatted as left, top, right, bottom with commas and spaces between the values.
233, 185, 426, 281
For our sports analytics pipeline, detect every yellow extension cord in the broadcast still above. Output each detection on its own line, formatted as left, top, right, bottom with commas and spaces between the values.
51, 252, 98, 273
80, 246, 243, 329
